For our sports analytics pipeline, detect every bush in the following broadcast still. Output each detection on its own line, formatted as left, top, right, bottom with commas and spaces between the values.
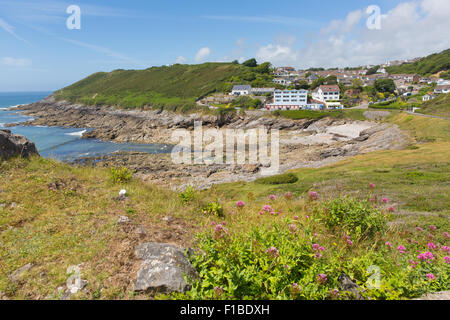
187, 223, 326, 300
110, 167, 134, 184
179, 185, 195, 203
319, 198, 387, 238
201, 201, 224, 218
255, 173, 298, 185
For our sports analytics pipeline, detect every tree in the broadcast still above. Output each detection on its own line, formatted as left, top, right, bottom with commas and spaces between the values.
352, 78, 363, 89
324, 75, 338, 85
242, 58, 258, 68
374, 79, 396, 94
366, 65, 380, 75
255, 62, 272, 74
295, 80, 310, 90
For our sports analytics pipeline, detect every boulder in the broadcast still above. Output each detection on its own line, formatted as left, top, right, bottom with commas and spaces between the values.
134, 242, 198, 294
0, 130, 39, 160
338, 274, 365, 300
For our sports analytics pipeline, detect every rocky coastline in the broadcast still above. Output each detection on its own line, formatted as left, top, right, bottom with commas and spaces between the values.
15, 96, 408, 189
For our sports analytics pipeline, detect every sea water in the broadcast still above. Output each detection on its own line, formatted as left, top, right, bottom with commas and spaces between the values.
0, 92, 172, 161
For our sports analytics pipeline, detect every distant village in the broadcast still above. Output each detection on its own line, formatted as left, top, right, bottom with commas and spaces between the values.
215, 58, 450, 112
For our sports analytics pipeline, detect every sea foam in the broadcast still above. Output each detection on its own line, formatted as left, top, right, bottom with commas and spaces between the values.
66, 130, 86, 137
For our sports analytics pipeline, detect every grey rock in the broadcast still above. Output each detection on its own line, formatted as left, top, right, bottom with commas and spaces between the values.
117, 216, 131, 224
0, 129, 39, 160
162, 216, 174, 223
135, 225, 147, 237
134, 242, 198, 294
9, 263, 34, 282
413, 291, 450, 300
338, 274, 365, 300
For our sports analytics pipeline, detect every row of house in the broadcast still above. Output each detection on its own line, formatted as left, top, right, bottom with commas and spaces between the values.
230, 85, 276, 96
266, 85, 342, 111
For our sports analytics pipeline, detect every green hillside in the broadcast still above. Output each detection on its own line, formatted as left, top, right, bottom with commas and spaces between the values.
53, 62, 274, 112
419, 93, 450, 117
386, 49, 450, 76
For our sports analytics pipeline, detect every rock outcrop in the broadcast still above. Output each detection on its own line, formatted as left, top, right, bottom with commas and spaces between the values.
134, 242, 198, 294
0, 129, 39, 160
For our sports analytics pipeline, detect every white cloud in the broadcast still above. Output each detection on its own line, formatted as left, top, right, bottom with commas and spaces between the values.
0, 17, 27, 42
195, 47, 211, 63
175, 56, 187, 64
255, 0, 450, 68
2, 57, 32, 67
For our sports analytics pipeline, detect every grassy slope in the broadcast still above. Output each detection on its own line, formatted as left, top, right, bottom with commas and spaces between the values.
53, 63, 272, 111
386, 49, 450, 76
212, 113, 450, 214
418, 93, 450, 117
1, 112, 449, 300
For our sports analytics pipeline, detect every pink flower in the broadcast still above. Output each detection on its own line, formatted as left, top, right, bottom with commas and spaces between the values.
266, 247, 279, 258
444, 256, 450, 264
382, 198, 389, 203
429, 225, 437, 231
290, 283, 302, 293
213, 224, 228, 238
309, 191, 319, 200
418, 252, 434, 261
317, 274, 328, 285
312, 244, 320, 250
214, 286, 224, 297
426, 273, 436, 280
305, 215, 310, 220
369, 183, 376, 189
314, 253, 323, 259
442, 246, 450, 253
269, 194, 277, 201
284, 192, 293, 200
347, 240, 353, 246
416, 226, 424, 232
262, 205, 272, 212
329, 289, 339, 299
427, 242, 437, 250
288, 224, 298, 233
388, 206, 395, 212
444, 232, 449, 238
293, 216, 299, 220
369, 198, 375, 202
236, 201, 245, 208
385, 242, 392, 247
259, 211, 264, 215
398, 245, 406, 253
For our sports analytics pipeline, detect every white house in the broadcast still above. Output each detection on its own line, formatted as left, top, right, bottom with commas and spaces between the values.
434, 85, 450, 94
266, 89, 308, 110
272, 78, 293, 86
312, 85, 341, 102
251, 87, 275, 95
230, 85, 252, 96
422, 94, 436, 102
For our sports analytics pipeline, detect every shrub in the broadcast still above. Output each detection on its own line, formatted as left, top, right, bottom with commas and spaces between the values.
202, 201, 224, 218
179, 185, 196, 203
255, 173, 298, 185
110, 167, 134, 184
319, 198, 387, 238
187, 223, 326, 300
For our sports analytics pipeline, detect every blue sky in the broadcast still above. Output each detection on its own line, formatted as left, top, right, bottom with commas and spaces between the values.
1, 0, 449, 91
